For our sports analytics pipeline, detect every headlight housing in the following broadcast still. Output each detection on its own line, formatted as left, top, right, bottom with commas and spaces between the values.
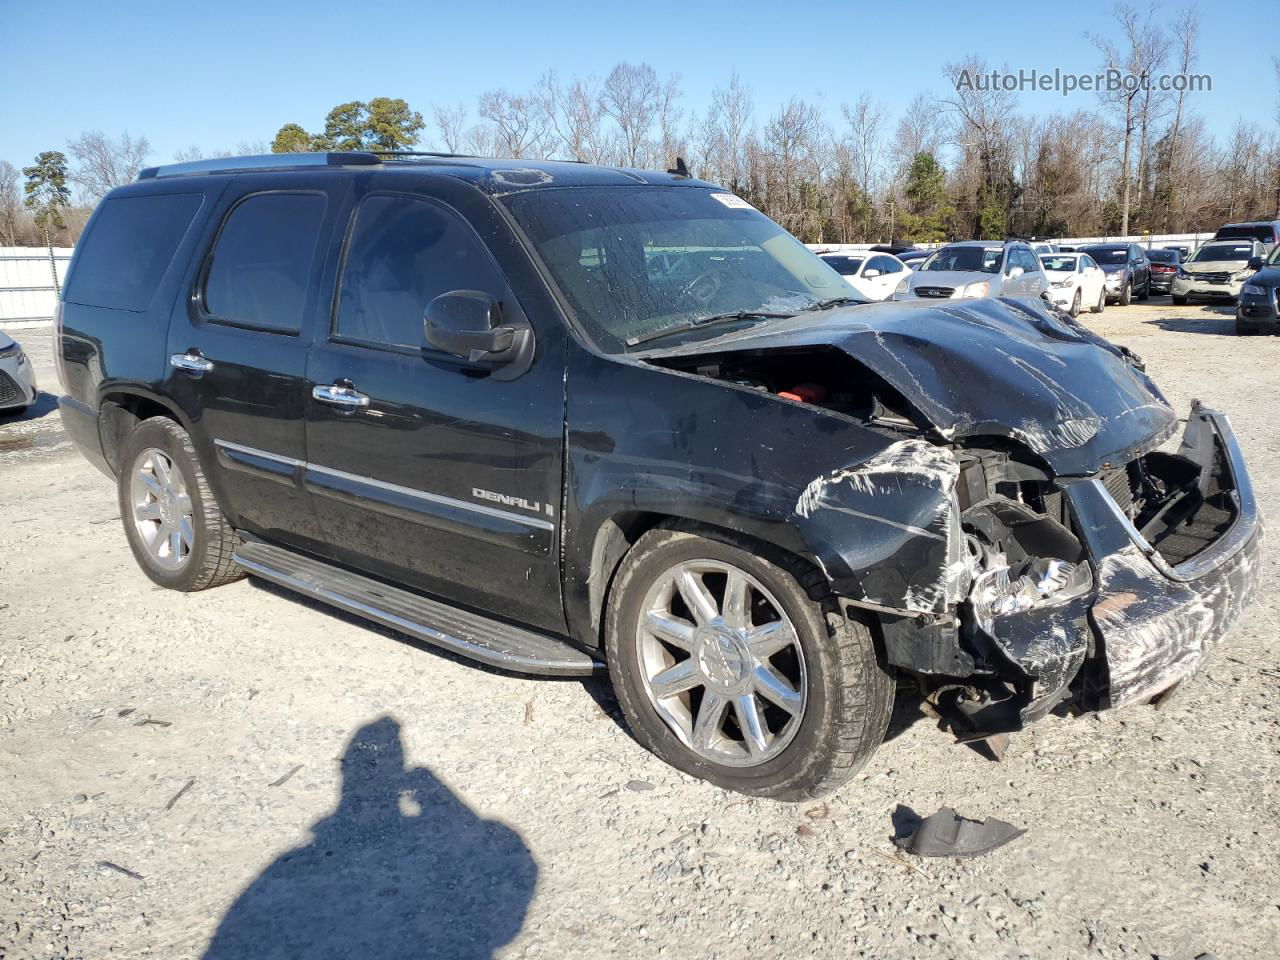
0, 342, 23, 362
1050, 278, 1073, 288
960, 280, 990, 298
1242, 283, 1267, 296
1231, 269, 1254, 281
895, 278, 910, 294
1104, 273, 1121, 286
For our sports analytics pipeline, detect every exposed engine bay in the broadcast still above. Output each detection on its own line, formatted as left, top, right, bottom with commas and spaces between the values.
650, 343, 1256, 733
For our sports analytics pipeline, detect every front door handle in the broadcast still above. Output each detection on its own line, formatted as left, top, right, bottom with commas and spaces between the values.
312, 383, 370, 408
170, 351, 213, 374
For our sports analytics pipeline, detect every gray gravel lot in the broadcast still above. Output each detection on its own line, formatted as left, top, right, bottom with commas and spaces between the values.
1, 302, 1278, 959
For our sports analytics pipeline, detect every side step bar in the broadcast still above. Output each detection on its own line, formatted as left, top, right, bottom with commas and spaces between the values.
233, 540, 603, 677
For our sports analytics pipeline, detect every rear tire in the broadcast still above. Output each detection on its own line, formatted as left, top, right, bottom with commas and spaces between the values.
605, 524, 893, 800
117, 417, 244, 592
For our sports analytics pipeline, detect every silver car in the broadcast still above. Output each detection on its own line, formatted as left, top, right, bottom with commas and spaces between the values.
1171, 240, 1266, 305
894, 241, 1048, 302
0, 331, 38, 413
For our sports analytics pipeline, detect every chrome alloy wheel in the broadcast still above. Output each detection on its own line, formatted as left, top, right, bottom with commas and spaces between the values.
129, 448, 194, 571
635, 559, 808, 767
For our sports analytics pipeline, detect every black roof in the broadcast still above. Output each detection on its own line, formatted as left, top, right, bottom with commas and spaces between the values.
136, 152, 717, 195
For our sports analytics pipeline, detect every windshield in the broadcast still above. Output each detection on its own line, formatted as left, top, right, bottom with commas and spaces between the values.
1040, 255, 1077, 272
821, 255, 864, 276
923, 246, 1002, 273
1189, 243, 1254, 263
1270, 245, 1280, 265
502, 187, 857, 352
1083, 246, 1127, 264
1216, 225, 1274, 243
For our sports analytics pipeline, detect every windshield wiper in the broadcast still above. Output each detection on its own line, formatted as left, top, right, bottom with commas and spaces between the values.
803, 296, 866, 311
625, 310, 794, 347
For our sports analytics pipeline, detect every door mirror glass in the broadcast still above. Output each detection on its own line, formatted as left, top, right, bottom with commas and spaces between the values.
1008, 265, 1024, 279
424, 290, 517, 362
863, 268, 882, 278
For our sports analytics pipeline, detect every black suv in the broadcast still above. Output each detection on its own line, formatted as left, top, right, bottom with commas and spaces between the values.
57, 153, 1262, 800
1079, 243, 1152, 304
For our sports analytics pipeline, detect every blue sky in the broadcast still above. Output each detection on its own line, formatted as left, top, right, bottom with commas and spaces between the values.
2, 0, 1275, 169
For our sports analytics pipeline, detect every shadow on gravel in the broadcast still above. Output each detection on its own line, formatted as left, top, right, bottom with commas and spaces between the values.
203, 715, 536, 960
1143, 306, 1242, 336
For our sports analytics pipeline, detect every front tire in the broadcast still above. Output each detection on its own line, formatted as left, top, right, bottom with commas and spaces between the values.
1091, 287, 1105, 313
605, 525, 893, 800
1137, 276, 1150, 300
1070, 289, 1081, 317
1119, 280, 1132, 306
117, 417, 244, 591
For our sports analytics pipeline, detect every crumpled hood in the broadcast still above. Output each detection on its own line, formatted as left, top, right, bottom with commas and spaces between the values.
1183, 259, 1250, 274
651, 296, 1179, 476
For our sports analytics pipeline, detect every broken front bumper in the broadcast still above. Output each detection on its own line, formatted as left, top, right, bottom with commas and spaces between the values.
1063, 402, 1263, 709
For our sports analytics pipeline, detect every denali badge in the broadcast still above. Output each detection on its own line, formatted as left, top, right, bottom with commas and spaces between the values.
472, 487, 553, 516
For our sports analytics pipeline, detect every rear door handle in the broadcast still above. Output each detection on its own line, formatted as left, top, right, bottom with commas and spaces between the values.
170, 351, 213, 374
312, 383, 370, 408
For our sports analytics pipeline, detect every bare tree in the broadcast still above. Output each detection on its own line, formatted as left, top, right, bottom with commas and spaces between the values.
941, 56, 1017, 237
842, 95, 886, 239
601, 62, 661, 167
0, 160, 21, 246
763, 98, 825, 238
477, 89, 548, 159
433, 103, 468, 154
66, 131, 150, 202
537, 72, 607, 162
1089, 5, 1168, 235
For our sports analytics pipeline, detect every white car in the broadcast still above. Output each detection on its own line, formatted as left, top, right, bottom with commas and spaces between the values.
0, 332, 38, 413
893, 241, 1048, 302
819, 252, 909, 301
1039, 252, 1107, 316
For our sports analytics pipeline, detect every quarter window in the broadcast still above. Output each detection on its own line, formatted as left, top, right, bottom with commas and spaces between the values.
202, 193, 327, 334
335, 195, 501, 349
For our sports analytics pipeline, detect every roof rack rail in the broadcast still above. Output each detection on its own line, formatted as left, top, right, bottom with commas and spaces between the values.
371, 150, 477, 159
137, 152, 381, 180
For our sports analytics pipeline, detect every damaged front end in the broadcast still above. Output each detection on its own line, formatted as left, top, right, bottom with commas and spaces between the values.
927, 400, 1262, 733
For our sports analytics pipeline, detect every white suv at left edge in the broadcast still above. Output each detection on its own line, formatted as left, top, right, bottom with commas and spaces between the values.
1040, 252, 1107, 316
818, 252, 908, 301
0, 332, 38, 414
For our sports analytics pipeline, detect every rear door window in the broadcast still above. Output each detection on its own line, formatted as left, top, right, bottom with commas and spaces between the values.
201, 192, 327, 334
64, 193, 203, 312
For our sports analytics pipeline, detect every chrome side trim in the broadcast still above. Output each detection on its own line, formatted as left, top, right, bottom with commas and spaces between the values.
306, 461, 556, 532
211, 437, 556, 534
213, 439, 302, 468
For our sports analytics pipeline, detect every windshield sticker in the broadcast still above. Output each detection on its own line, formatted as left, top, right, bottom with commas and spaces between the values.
710, 193, 754, 210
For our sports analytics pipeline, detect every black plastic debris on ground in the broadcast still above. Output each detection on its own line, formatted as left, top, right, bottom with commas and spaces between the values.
891, 804, 1025, 859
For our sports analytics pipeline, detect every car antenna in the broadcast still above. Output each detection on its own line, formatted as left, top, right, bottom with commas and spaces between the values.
667, 156, 691, 178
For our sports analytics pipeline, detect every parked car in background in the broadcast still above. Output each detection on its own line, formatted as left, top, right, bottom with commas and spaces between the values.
1057, 244, 1078, 253
0, 332, 38, 414
1236, 243, 1280, 335
819, 251, 909, 301
894, 240, 1047, 301
1039, 252, 1107, 316
1146, 248, 1181, 294
1164, 244, 1193, 259
1079, 243, 1151, 304
1172, 239, 1267, 305
1213, 221, 1280, 252
897, 249, 932, 270
1029, 241, 1060, 256
868, 244, 917, 257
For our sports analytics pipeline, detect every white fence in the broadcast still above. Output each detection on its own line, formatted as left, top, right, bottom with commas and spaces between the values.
0, 247, 74, 328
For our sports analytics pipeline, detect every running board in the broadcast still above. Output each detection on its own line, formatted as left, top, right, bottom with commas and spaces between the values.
233, 540, 602, 677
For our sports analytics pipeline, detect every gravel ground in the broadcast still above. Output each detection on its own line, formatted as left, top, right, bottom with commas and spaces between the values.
1, 301, 1278, 960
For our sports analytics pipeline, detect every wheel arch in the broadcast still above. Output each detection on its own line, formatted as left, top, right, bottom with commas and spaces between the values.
98, 388, 194, 477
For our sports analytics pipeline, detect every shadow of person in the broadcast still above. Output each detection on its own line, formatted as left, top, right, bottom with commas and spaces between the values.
203, 716, 536, 960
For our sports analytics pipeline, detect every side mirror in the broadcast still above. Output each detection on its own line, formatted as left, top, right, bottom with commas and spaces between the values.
425, 290, 521, 363
1248, 256, 1264, 271
863, 268, 882, 278
1008, 266, 1025, 279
